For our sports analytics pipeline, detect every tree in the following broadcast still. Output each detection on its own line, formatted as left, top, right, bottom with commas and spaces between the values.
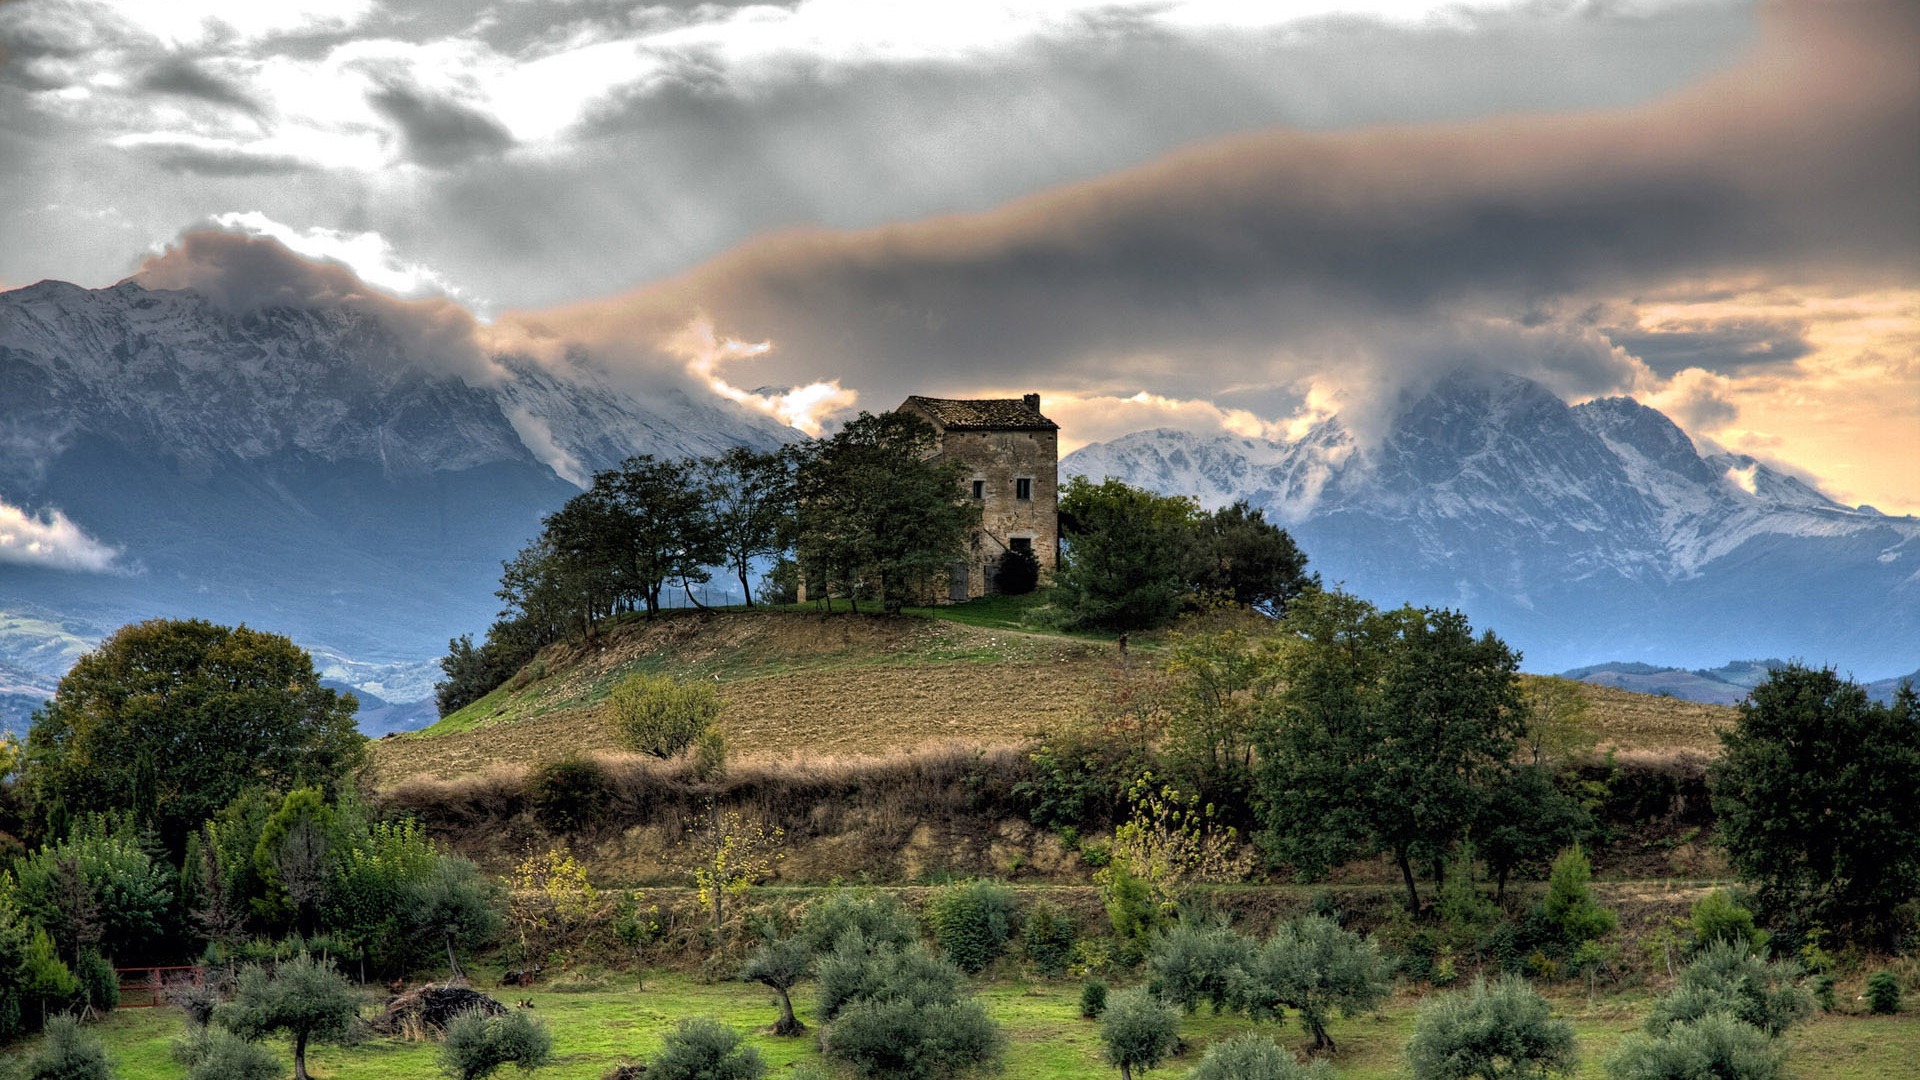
607, 674, 721, 759
1536, 846, 1615, 954
218, 954, 359, 1080
1604, 1012, 1785, 1080
1709, 666, 1920, 943
701, 447, 795, 606
1254, 593, 1527, 912
252, 788, 338, 934
649, 1017, 765, 1080
741, 933, 812, 1036
24, 619, 364, 852
506, 848, 597, 966
13, 816, 171, 963
813, 939, 1001, 1080
440, 1008, 553, 1080
926, 879, 1016, 975
686, 809, 783, 931
1407, 976, 1579, 1080
174, 1024, 285, 1080
1055, 477, 1201, 631
1239, 915, 1392, 1053
1190, 1034, 1332, 1080
1475, 767, 1591, 902
792, 411, 977, 614
1099, 986, 1180, 1080
796, 892, 919, 957
1145, 917, 1251, 1015
1160, 628, 1276, 810
406, 856, 501, 981
1192, 501, 1316, 616
602, 455, 720, 615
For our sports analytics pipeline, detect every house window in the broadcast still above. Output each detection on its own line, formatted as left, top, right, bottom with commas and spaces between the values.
971, 479, 985, 500
1015, 477, 1032, 501
1010, 537, 1032, 554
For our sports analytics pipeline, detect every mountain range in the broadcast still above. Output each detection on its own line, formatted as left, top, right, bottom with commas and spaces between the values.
0, 278, 794, 732
2, 281, 1910, 732
1063, 370, 1918, 678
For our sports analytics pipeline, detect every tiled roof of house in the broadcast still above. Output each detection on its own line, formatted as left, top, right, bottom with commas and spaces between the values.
902, 395, 1058, 431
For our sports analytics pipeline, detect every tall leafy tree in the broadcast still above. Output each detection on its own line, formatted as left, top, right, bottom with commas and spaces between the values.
605, 454, 720, 614
1192, 500, 1317, 616
1055, 476, 1202, 631
1710, 666, 1920, 944
793, 411, 976, 614
24, 619, 364, 853
1253, 592, 1527, 912
701, 447, 796, 606
219, 954, 359, 1080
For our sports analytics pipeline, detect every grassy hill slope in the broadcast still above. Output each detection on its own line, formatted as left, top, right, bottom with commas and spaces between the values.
371, 603, 1737, 786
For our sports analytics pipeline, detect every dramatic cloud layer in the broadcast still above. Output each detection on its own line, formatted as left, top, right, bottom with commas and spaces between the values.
1, 0, 1913, 512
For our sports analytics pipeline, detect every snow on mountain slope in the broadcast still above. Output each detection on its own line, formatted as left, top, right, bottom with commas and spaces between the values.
1064, 371, 1919, 674
0, 278, 799, 727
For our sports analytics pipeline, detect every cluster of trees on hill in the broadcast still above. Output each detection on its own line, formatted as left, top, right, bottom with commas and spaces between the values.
437, 413, 983, 716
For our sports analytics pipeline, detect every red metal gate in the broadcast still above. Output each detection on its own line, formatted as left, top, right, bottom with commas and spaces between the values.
113, 965, 206, 1008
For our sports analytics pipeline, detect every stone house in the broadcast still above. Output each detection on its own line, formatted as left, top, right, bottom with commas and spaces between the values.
896, 393, 1060, 600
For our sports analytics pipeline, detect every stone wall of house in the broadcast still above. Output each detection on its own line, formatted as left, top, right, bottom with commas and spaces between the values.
936, 427, 1059, 599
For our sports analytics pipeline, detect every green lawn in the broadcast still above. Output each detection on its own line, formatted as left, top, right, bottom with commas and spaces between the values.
32, 974, 1920, 1079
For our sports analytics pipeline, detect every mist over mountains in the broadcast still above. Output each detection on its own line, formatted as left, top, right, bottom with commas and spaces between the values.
1064, 371, 1918, 679
1, 280, 1910, 733
0, 278, 794, 729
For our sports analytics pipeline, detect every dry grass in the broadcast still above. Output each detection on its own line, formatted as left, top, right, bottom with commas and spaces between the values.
1577, 682, 1737, 753
373, 610, 1733, 785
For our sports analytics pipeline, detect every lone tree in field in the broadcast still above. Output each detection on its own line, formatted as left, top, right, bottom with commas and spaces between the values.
608, 673, 722, 758
24, 618, 364, 852
1710, 665, 1920, 943
1239, 915, 1392, 1053
741, 932, 812, 1036
1100, 986, 1181, 1080
1407, 976, 1579, 1080
218, 954, 359, 1080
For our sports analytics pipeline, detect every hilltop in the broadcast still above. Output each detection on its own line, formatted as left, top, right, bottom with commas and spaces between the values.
369, 603, 1738, 787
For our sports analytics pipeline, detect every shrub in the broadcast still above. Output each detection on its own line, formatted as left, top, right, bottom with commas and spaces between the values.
1538, 846, 1615, 951
1099, 986, 1180, 1080
1604, 1012, 1785, 1080
1866, 971, 1902, 1015
1146, 917, 1250, 1014
1081, 980, 1109, 1019
1645, 942, 1809, 1038
527, 756, 612, 833
927, 880, 1016, 974
1240, 915, 1392, 1053
1189, 1033, 1331, 1080
1813, 975, 1836, 1013
1022, 900, 1078, 978
607, 674, 720, 758
173, 1024, 285, 1080
797, 893, 919, 956
649, 1017, 765, 1080
816, 942, 963, 1022
826, 998, 1003, 1080
167, 982, 226, 1028
17, 1014, 113, 1080
74, 950, 118, 1013
1407, 976, 1579, 1080
1690, 890, 1768, 953
440, 1008, 553, 1080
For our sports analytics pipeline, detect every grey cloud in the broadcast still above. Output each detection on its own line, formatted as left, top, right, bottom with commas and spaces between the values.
130, 229, 498, 384
367, 81, 514, 168
1605, 319, 1814, 377
137, 143, 306, 176
496, 0, 1914, 423
137, 57, 265, 116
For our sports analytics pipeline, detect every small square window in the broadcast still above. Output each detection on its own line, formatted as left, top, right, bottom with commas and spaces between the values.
971, 479, 985, 500
1010, 537, 1032, 553
1015, 477, 1032, 500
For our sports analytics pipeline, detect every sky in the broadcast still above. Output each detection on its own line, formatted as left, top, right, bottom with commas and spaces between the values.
1, 0, 1916, 513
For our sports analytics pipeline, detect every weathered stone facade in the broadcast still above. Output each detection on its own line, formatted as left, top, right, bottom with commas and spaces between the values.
897, 393, 1059, 600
